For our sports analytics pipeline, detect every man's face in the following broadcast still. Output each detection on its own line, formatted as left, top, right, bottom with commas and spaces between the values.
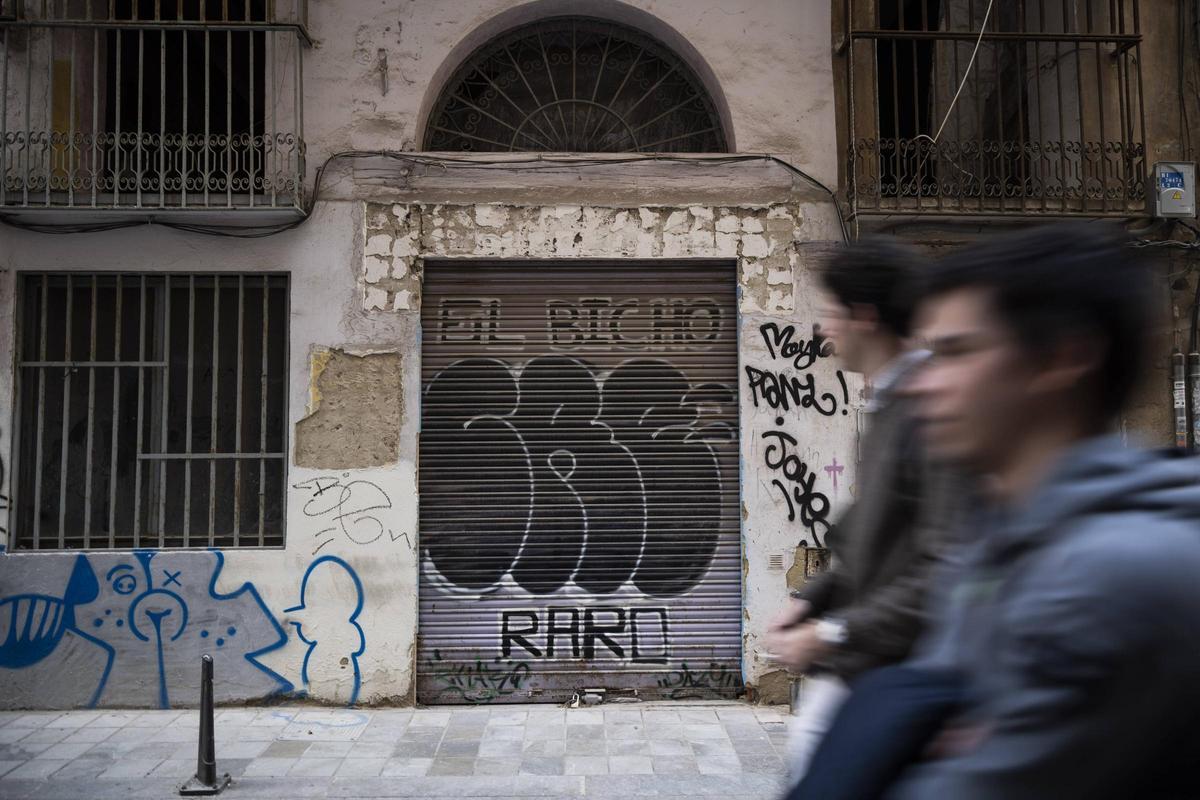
908, 288, 1033, 469
816, 293, 864, 373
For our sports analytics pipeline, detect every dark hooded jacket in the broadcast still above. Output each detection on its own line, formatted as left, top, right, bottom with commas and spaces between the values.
895, 437, 1200, 800
794, 353, 963, 679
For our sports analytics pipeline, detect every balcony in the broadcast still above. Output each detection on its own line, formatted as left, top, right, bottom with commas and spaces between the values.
1, 0, 308, 222
840, 0, 1147, 218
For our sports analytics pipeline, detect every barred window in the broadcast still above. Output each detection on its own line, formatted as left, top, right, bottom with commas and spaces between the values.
424, 17, 728, 153
1, 0, 306, 211
843, 0, 1146, 215
13, 273, 288, 549
105, 0, 267, 179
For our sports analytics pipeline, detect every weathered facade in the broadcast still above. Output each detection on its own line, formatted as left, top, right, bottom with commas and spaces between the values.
0, 0, 1195, 709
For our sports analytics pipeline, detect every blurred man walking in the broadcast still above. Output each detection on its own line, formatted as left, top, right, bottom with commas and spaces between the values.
767, 239, 961, 787
881, 223, 1200, 798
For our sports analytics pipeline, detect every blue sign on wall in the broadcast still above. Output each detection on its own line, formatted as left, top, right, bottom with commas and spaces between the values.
1160, 171, 1186, 190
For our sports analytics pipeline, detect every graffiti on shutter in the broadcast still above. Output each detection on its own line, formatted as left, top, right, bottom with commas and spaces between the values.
417, 263, 741, 703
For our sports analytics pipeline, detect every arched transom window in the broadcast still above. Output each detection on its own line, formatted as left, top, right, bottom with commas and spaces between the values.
424, 17, 729, 153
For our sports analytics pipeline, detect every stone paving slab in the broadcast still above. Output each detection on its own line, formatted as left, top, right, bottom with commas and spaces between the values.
0, 702, 790, 799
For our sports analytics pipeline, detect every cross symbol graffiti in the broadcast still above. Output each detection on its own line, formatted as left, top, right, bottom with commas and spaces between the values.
823, 458, 844, 494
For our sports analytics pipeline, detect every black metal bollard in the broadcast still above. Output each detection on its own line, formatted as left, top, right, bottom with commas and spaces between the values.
180, 654, 231, 796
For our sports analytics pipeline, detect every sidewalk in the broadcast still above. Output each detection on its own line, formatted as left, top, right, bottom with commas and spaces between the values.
0, 702, 791, 799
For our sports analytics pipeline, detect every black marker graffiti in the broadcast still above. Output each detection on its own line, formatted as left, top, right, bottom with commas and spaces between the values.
425, 649, 531, 704
762, 422, 832, 544
294, 475, 411, 554
655, 661, 743, 700
745, 366, 849, 416
420, 356, 731, 598
748, 322, 848, 416
500, 607, 669, 664
749, 323, 843, 546
759, 322, 834, 370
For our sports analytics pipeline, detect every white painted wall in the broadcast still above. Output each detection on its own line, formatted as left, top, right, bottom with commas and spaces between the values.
300, 0, 837, 185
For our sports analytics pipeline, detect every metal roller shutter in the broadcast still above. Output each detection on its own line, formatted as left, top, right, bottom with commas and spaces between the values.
417, 261, 741, 704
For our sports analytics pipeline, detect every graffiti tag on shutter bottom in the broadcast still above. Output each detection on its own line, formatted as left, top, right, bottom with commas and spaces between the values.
425, 649, 532, 704
656, 661, 743, 700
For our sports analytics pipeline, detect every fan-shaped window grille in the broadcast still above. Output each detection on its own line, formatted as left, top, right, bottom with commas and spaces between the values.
425, 17, 728, 153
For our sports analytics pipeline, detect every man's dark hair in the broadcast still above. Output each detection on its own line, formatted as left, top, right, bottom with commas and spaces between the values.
818, 237, 922, 337
923, 221, 1153, 421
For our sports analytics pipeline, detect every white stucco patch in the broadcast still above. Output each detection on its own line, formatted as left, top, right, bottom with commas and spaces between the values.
363, 255, 390, 283
359, 202, 807, 317
474, 204, 510, 228
392, 233, 418, 259
716, 214, 741, 234
363, 285, 389, 311
392, 289, 414, 311
740, 233, 771, 258
364, 233, 393, 258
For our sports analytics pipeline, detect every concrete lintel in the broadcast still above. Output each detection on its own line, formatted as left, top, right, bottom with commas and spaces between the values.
337, 153, 827, 207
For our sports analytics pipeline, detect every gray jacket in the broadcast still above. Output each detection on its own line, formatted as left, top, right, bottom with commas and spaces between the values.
897, 437, 1200, 800
795, 355, 962, 679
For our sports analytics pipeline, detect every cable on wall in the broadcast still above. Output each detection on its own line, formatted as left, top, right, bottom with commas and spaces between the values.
0, 152, 850, 243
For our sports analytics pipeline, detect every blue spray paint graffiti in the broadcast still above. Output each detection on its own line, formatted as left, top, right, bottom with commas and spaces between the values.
0, 550, 290, 709
269, 710, 370, 727
0, 554, 115, 707
207, 549, 296, 701
285, 555, 366, 707
123, 551, 190, 708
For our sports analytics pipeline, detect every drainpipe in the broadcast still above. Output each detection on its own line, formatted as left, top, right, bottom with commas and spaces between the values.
1190, 351, 1200, 452
1174, 351, 1189, 450
1184, 260, 1200, 452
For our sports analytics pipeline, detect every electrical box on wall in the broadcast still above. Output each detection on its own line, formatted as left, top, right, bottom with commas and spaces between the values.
1150, 162, 1197, 218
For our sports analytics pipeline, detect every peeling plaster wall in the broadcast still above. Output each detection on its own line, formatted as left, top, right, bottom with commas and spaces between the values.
0, 0, 848, 708
0, 188, 855, 707
360, 202, 809, 315
0, 203, 421, 708
295, 348, 405, 469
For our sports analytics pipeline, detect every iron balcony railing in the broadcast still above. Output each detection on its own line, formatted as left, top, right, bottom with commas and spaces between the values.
0, 0, 308, 215
841, 0, 1146, 217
